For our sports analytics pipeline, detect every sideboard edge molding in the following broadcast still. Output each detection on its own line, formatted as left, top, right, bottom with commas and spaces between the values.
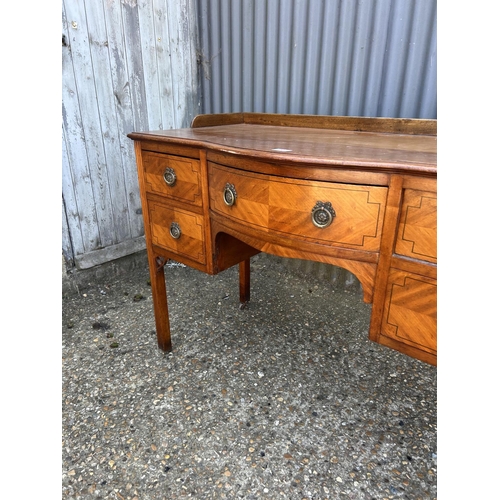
192, 112, 437, 136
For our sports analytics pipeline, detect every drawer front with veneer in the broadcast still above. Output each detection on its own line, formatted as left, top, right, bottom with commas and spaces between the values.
209, 163, 388, 252
380, 268, 437, 355
148, 201, 206, 265
143, 151, 203, 207
395, 189, 437, 263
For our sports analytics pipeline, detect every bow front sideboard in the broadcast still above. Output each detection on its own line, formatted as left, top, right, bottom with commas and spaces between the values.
128, 113, 437, 365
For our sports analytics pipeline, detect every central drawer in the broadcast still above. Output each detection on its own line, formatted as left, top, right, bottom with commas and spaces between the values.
209, 163, 388, 252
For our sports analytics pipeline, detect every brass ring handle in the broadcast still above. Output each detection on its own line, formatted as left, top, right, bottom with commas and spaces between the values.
311, 201, 336, 228
223, 183, 237, 206
169, 222, 181, 239
163, 167, 176, 186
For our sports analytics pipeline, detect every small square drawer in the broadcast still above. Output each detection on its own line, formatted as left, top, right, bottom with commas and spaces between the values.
395, 189, 436, 263
142, 151, 203, 207
148, 201, 206, 264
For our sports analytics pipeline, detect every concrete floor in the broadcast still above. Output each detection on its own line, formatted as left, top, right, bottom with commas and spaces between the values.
62, 252, 437, 499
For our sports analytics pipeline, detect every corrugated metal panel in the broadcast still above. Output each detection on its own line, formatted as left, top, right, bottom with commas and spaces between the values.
197, 0, 436, 119
62, 0, 200, 269
196, 0, 436, 290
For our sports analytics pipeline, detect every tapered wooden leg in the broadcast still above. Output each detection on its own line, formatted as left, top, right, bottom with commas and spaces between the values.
239, 258, 251, 304
149, 256, 172, 352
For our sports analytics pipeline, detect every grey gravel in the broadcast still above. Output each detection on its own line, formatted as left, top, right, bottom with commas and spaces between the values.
62, 252, 437, 499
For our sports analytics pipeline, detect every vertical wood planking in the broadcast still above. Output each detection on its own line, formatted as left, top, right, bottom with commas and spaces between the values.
62, 197, 73, 266
166, 0, 199, 127
62, 0, 199, 268
85, 0, 132, 244
102, 0, 144, 238
62, 127, 85, 257
62, 2, 101, 254
136, 0, 162, 131
63, 0, 116, 249
120, 0, 149, 132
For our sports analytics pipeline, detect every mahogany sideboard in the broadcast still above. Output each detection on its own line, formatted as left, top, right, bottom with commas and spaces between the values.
128, 113, 437, 365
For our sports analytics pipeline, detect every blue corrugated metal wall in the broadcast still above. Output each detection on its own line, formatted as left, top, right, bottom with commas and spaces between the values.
195, 0, 436, 289
196, 0, 436, 119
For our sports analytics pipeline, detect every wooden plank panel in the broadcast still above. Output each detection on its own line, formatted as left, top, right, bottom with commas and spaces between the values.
84, 0, 132, 244
153, 0, 176, 130
135, 0, 163, 131
62, 197, 73, 266
62, 0, 199, 267
166, 0, 199, 127
63, 0, 115, 248
101, 0, 145, 238
120, 0, 149, 132
62, 3, 100, 254
62, 127, 85, 258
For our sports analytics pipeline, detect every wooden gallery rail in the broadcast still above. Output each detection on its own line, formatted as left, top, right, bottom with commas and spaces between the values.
128, 113, 437, 366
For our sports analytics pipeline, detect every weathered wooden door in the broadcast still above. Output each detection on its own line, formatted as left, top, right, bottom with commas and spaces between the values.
62, 0, 199, 269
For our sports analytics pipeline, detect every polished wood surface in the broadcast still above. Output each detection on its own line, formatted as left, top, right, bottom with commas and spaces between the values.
129, 113, 437, 175
129, 113, 437, 365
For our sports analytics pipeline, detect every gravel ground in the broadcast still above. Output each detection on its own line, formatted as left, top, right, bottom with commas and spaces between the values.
62, 253, 437, 499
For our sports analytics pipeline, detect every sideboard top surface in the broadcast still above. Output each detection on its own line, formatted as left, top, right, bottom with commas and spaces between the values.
128, 114, 437, 175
